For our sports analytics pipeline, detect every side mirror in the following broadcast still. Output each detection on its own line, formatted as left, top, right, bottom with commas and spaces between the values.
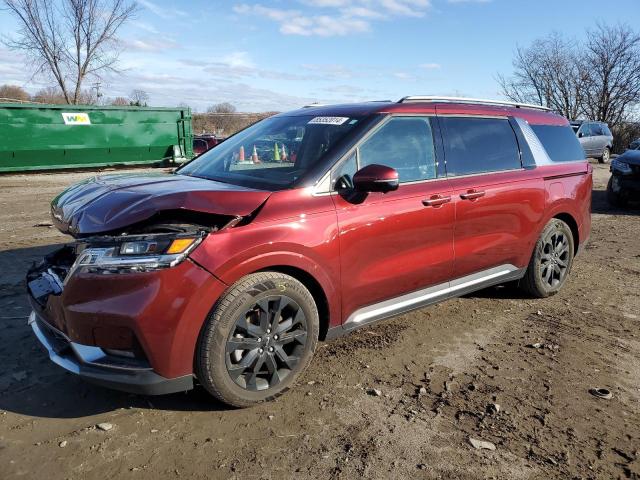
352, 164, 399, 193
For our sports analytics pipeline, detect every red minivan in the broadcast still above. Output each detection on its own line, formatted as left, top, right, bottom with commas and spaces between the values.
27, 97, 592, 407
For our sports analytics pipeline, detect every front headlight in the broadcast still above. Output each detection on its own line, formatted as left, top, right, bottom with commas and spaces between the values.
67, 232, 206, 278
611, 159, 633, 174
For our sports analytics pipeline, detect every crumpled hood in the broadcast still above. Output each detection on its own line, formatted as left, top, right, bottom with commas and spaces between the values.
51, 172, 271, 236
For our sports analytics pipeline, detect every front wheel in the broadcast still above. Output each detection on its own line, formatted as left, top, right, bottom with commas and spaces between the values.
195, 272, 319, 407
607, 176, 628, 208
599, 147, 611, 164
520, 219, 575, 298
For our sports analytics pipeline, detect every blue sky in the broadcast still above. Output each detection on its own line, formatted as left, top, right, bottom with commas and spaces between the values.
0, 0, 637, 111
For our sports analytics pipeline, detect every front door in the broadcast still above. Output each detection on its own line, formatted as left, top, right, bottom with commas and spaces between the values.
332, 115, 455, 326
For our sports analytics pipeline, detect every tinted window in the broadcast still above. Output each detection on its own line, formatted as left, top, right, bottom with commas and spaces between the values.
358, 117, 436, 182
442, 117, 521, 176
601, 124, 612, 136
579, 123, 592, 137
591, 123, 605, 136
531, 125, 586, 162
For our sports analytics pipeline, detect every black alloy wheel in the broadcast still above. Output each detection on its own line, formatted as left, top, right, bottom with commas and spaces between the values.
539, 230, 570, 288
520, 218, 575, 298
196, 272, 319, 407
226, 295, 308, 391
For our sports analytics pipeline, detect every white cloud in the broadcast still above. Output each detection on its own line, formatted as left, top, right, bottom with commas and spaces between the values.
220, 51, 255, 69
137, 0, 187, 19
234, 0, 432, 37
281, 15, 370, 36
122, 37, 178, 52
420, 63, 441, 69
129, 20, 160, 35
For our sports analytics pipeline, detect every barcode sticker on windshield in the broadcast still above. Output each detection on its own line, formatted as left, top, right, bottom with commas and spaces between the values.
308, 116, 349, 125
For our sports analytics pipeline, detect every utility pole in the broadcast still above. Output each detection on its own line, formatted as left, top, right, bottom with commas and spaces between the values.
92, 82, 103, 105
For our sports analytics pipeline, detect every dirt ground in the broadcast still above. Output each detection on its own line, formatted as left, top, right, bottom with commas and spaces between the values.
0, 162, 639, 480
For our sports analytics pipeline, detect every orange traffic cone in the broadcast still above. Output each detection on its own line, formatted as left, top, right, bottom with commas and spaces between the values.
280, 144, 287, 161
239, 145, 245, 162
252, 145, 260, 163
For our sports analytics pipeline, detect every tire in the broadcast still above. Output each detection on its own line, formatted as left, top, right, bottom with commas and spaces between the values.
195, 272, 319, 407
520, 219, 575, 298
607, 176, 628, 208
598, 147, 611, 164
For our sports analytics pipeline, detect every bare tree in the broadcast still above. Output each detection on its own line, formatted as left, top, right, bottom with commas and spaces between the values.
32, 85, 67, 103
32, 84, 95, 104
110, 95, 129, 105
2, 0, 137, 105
498, 33, 586, 120
129, 89, 148, 106
0, 84, 30, 101
207, 102, 237, 114
499, 24, 640, 127
581, 24, 640, 127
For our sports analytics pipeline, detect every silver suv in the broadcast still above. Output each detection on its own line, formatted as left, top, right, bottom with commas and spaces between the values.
571, 121, 613, 163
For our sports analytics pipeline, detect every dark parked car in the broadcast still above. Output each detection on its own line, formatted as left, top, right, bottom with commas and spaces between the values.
27, 97, 592, 407
193, 134, 223, 156
628, 138, 640, 150
608, 150, 640, 206
571, 120, 613, 163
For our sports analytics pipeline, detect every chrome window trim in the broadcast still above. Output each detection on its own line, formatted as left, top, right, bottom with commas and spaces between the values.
445, 167, 526, 180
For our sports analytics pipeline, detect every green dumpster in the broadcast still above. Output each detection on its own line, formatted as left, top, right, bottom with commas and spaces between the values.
0, 103, 193, 172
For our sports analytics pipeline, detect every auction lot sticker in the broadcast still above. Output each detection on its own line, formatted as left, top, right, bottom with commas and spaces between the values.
308, 116, 349, 125
62, 112, 91, 125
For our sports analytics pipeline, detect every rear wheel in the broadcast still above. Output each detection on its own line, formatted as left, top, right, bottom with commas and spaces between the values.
520, 219, 574, 298
599, 147, 611, 164
195, 272, 319, 407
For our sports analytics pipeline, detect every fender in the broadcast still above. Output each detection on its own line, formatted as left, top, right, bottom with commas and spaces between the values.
189, 213, 342, 329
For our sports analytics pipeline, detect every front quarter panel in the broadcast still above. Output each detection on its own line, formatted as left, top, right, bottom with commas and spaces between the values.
189, 188, 342, 327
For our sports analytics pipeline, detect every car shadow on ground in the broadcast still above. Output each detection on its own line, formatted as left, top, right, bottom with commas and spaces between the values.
591, 187, 640, 216
0, 244, 234, 419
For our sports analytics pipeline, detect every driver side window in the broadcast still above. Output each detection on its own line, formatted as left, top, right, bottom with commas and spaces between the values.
332, 116, 437, 190
359, 117, 436, 183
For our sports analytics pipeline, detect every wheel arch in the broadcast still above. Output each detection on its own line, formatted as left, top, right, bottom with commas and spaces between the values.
256, 265, 331, 341
552, 212, 580, 254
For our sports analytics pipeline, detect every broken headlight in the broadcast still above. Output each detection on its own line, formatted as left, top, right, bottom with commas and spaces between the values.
67, 232, 206, 277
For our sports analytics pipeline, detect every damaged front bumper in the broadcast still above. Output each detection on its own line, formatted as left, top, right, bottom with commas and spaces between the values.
28, 309, 193, 395
26, 240, 228, 395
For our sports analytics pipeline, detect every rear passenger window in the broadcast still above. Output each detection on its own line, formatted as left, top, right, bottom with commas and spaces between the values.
591, 124, 604, 136
531, 125, 586, 162
442, 117, 521, 176
358, 117, 437, 183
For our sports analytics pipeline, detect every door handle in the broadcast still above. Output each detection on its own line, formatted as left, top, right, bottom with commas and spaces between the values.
422, 195, 452, 207
460, 190, 486, 200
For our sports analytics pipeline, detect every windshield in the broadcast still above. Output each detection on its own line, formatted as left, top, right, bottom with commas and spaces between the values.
179, 114, 362, 190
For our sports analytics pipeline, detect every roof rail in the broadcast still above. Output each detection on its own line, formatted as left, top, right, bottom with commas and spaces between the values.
398, 96, 551, 111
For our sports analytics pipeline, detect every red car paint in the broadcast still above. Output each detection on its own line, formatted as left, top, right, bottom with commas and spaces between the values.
31, 100, 592, 389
